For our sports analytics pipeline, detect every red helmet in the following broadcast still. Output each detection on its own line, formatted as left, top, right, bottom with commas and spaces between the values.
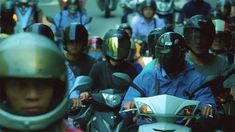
88, 36, 103, 50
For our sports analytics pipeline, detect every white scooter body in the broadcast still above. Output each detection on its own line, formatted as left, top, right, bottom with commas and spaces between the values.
134, 95, 200, 132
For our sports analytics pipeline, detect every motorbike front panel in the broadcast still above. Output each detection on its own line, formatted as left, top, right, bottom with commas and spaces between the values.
139, 122, 191, 132
90, 111, 126, 132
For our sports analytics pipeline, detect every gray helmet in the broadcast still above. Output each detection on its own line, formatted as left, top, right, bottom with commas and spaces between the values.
0, 33, 68, 131
156, 0, 174, 15
138, 0, 157, 16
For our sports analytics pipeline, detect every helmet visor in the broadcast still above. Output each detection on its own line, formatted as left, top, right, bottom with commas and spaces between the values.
184, 28, 201, 47
105, 37, 130, 60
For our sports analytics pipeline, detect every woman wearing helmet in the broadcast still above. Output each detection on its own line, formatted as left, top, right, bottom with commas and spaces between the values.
184, 15, 235, 131
0, 33, 82, 132
131, 0, 166, 47
120, 32, 217, 131
51, 0, 89, 41
80, 28, 138, 102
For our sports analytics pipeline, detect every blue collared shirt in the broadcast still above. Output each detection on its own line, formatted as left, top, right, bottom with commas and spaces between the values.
131, 15, 165, 40
51, 10, 88, 32
120, 63, 217, 123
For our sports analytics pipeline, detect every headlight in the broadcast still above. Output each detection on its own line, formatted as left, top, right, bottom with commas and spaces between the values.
102, 93, 122, 108
176, 105, 196, 116
136, 102, 153, 114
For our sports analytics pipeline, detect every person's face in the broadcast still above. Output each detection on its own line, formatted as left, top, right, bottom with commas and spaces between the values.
67, 41, 82, 54
143, 7, 154, 19
184, 29, 208, 54
5, 79, 54, 115
211, 36, 226, 51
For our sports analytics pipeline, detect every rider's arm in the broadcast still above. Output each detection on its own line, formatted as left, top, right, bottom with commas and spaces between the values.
191, 76, 218, 118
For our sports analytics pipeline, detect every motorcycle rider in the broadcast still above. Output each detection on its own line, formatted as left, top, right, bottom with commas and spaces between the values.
0, 0, 15, 34
25, 23, 81, 110
63, 23, 96, 77
51, 0, 89, 42
58, 0, 87, 14
80, 28, 138, 102
131, 0, 166, 56
118, 23, 143, 73
120, 32, 218, 131
13, 0, 43, 32
87, 36, 104, 61
184, 14, 235, 131
0, 33, 82, 132
211, 19, 233, 63
143, 24, 173, 70
177, 0, 211, 23
155, 0, 174, 24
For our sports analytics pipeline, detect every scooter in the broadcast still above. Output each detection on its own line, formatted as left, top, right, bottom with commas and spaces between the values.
114, 65, 235, 132
96, 0, 119, 18
13, 0, 41, 32
67, 74, 129, 131
67, 76, 93, 129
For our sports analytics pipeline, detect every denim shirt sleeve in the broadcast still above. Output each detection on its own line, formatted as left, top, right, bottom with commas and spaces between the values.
51, 13, 61, 32
190, 75, 218, 117
66, 65, 80, 99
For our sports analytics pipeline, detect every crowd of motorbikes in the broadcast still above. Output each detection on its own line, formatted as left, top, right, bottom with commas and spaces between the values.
1, 0, 235, 132
68, 66, 235, 132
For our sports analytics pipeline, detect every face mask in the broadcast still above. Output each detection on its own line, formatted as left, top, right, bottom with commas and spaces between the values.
158, 51, 184, 74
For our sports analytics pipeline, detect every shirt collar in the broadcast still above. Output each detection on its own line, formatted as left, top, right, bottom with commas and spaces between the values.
158, 62, 194, 84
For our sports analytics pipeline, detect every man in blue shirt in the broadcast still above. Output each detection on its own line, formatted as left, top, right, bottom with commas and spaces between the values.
120, 32, 218, 131
178, 0, 211, 23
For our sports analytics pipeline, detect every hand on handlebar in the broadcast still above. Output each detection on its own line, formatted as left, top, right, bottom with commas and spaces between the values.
200, 104, 213, 118
123, 101, 136, 114
80, 92, 90, 101
70, 98, 82, 108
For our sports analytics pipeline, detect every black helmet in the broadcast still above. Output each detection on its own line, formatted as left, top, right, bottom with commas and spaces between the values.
64, 23, 88, 52
156, 32, 186, 74
139, 0, 157, 16
68, 0, 81, 14
103, 29, 131, 61
148, 24, 173, 57
156, 0, 174, 15
118, 23, 132, 35
25, 23, 54, 41
210, 9, 223, 20
184, 15, 215, 52
216, 0, 232, 19
212, 19, 231, 52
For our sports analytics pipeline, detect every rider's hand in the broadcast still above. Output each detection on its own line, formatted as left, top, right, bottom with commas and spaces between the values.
200, 104, 213, 118
71, 98, 81, 108
123, 101, 135, 114
80, 92, 90, 101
